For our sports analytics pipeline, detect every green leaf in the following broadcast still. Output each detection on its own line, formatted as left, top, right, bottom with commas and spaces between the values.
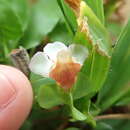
84, 0, 104, 24
80, 1, 111, 56
95, 119, 130, 130
67, 93, 87, 121
72, 70, 92, 99
106, 22, 123, 42
94, 122, 113, 130
73, 50, 110, 100
72, 1, 111, 100
37, 83, 63, 109
97, 20, 130, 111
57, 0, 78, 36
115, 90, 130, 106
30, 73, 63, 109
30, 73, 55, 93
0, 0, 29, 46
49, 21, 73, 45
71, 106, 87, 121
8, 0, 29, 30
66, 93, 96, 126
71, 106, 96, 126
21, 0, 62, 49
74, 97, 97, 126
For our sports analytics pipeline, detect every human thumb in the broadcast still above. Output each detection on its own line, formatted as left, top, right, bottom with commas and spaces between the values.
0, 65, 33, 130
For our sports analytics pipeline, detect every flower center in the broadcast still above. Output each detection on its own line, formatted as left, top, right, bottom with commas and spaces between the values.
49, 62, 81, 91
49, 50, 81, 91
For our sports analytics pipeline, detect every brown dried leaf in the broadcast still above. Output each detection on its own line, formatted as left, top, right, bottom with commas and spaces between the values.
65, 0, 81, 15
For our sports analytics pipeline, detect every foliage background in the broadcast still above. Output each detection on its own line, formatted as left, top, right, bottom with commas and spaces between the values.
0, 0, 130, 130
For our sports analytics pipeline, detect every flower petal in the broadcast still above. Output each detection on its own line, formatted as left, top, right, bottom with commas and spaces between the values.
57, 50, 72, 63
69, 44, 88, 64
44, 41, 67, 62
29, 52, 53, 77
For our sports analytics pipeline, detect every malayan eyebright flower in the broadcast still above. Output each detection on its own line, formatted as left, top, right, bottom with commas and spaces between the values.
29, 42, 88, 91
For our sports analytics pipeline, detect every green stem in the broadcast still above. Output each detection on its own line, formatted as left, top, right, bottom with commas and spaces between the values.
90, 47, 95, 80
65, 93, 96, 127
3, 43, 9, 57
57, 0, 75, 36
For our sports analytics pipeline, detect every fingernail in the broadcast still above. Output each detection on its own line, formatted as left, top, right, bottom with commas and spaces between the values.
0, 72, 16, 110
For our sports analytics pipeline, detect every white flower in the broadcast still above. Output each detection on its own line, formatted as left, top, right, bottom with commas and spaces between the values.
29, 42, 88, 90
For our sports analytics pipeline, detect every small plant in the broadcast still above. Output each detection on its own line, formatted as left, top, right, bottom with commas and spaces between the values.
0, 0, 130, 129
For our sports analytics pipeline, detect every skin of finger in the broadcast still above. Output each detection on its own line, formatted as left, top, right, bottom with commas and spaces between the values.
0, 65, 33, 130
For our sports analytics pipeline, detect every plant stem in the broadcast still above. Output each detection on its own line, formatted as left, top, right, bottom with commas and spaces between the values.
95, 113, 130, 120
90, 47, 95, 80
